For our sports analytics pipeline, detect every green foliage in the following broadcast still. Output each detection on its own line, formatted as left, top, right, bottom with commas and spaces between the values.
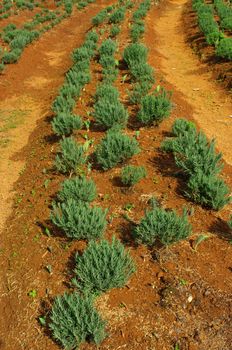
109, 7, 125, 24
51, 199, 107, 240
94, 84, 119, 101
52, 94, 76, 114
2, 48, 21, 63
132, 0, 151, 20
172, 118, 196, 137
134, 207, 192, 246
95, 129, 140, 170
216, 38, 232, 60
186, 172, 231, 210
55, 137, 87, 174
137, 89, 172, 126
99, 39, 117, 57
57, 176, 97, 203
50, 292, 106, 350
94, 97, 128, 130
123, 43, 148, 68
130, 62, 154, 83
57, 177, 97, 202
121, 165, 146, 186
73, 237, 136, 293
52, 113, 83, 136
171, 129, 223, 176
130, 20, 145, 42
162, 120, 231, 210
129, 81, 152, 103
110, 25, 120, 37
92, 9, 107, 26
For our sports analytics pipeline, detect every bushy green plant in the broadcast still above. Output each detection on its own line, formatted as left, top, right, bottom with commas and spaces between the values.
134, 207, 192, 246
129, 81, 152, 103
172, 130, 223, 177
99, 55, 115, 69
99, 39, 117, 57
102, 66, 118, 83
2, 48, 21, 63
52, 94, 76, 114
94, 84, 119, 101
94, 97, 128, 129
186, 172, 231, 210
95, 129, 140, 170
121, 165, 146, 186
72, 47, 91, 63
130, 62, 154, 83
110, 25, 120, 37
109, 7, 125, 23
172, 118, 196, 137
123, 43, 148, 68
216, 38, 232, 60
55, 137, 87, 174
130, 21, 145, 42
73, 237, 136, 293
51, 199, 107, 240
137, 89, 172, 126
50, 292, 106, 350
57, 176, 97, 203
92, 9, 107, 26
52, 113, 83, 136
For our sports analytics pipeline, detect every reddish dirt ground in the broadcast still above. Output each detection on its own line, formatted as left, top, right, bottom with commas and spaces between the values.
0, 0, 231, 350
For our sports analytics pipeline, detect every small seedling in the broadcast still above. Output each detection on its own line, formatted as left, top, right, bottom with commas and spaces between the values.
123, 203, 135, 212
28, 289, 37, 298
44, 227, 51, 237
192, 234, 209, 251
45, 265, 52, 274
38, 316, 46, 327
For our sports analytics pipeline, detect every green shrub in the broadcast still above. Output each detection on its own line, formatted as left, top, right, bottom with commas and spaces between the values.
85, 30, 98, 43
172, 129, 223, 177
92, 9, 107, 26
50, 292, 106, 350
110, 25, 120, 37
55, 137, 87, 174
137, 89, 172, 126
94, 84, 119, 101
172, 118, 196, 137
220, 16, 232, 31
102, 66, 118, 83
134, 207, 192, 246
57, 176, 97, 203
121, 165, 146, 186
73, 237, 136, 293
123, 43, 148, 68
130, 62, 154, 83
109, 7, 125, 23
129, 81, 152, 103
94, 98, 128, 129
72, 47, 91, 63
52, 94, 76, 114
130, 21, 145, 42
216, 38, 232, 60
52, 113, 83, 136
99, 39, 117, 57
95, 129, 140, 170
2, 48, 21, 63
99, 55, 115, 69
186, 172, 231, 210
51, 199, 107, 240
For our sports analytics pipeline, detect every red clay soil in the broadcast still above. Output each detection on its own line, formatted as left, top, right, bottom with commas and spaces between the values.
0, 1, 232, 350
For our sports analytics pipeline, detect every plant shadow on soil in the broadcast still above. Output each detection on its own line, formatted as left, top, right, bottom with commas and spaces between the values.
209, 218, 232, 241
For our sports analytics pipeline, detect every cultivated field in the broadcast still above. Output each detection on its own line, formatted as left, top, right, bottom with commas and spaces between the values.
0, 0, 231, 349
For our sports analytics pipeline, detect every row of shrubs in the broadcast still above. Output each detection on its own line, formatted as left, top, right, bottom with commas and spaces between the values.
192, 0, 232, 60
48, 6, 143, 347
161, 119, 231, 210
130, 0, 151, 42
0, 0, 98, 72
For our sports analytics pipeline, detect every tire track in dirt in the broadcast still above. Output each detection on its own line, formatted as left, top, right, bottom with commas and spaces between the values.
145, 0, 232, 165
0, 1, 110, 233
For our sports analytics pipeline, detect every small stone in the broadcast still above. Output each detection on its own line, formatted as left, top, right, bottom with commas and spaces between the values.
187, 294, 193, 303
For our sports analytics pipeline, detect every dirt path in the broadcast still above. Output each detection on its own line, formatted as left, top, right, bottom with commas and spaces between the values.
0, 1, 110, 233
146, 0, 232, 165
